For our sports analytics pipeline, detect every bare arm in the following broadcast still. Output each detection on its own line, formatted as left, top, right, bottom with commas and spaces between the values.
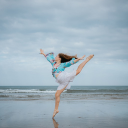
63, 55, 86, 68
40, 49, 46, 57
40, 49, 55, 66
74, 58, 80, 63
74, 55, 86, 63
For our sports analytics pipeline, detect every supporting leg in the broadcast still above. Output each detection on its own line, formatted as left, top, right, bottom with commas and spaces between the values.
55, 93, 60, 110
76, 54, 94, 75
52, 84, 69, 118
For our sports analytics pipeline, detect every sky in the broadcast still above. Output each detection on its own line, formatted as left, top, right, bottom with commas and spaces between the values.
0, 0, 128, 86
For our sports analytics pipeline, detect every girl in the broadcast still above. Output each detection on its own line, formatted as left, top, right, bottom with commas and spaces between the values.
40, 49, 94, 118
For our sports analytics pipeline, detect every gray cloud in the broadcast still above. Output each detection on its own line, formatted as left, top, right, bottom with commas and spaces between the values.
0, 0, 128, 85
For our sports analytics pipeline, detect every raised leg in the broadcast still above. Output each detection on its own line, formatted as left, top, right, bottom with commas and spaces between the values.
76, 54, 94, 75
52, 83, 69, 118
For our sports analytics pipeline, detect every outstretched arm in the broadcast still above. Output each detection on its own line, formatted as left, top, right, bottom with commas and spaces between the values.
63, 58, 79, 68
40, 49, 55, 66
74, 55, 85, 63
40, 49, 46, 56
63, 55, 86, 68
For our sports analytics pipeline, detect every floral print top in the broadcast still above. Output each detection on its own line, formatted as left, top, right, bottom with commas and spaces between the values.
44, 52, 79, 79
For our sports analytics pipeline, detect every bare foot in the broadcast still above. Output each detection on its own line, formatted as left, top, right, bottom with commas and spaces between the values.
52, 109, 59, 118
86, 54, 94, 62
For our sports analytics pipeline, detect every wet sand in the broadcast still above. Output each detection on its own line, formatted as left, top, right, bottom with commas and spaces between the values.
0, 99, 128, 128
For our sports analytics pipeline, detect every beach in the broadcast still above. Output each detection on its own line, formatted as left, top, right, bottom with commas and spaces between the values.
0, 99, 128, 128
0, 86, 128, 128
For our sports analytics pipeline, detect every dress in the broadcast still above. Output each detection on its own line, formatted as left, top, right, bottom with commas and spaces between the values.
44, 52, 79, 90
55, 69, 77, 90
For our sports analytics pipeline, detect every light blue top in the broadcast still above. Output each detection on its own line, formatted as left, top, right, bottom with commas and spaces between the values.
44, 52, 79, 79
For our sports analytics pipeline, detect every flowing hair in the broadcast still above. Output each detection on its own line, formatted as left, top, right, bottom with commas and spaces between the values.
58, 53, 78, 63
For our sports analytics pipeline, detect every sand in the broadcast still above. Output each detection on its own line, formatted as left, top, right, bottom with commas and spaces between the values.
0, 99, 128, 128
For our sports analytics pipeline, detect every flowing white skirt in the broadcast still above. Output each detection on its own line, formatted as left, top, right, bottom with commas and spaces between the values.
55, 69, 76, 90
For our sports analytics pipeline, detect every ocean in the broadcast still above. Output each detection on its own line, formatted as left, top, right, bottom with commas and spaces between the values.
0, 86, 128, 100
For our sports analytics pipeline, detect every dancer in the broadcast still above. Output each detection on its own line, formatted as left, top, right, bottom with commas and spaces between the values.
40, 49, 94, 118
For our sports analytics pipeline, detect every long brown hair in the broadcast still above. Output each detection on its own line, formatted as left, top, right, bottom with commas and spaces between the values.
58, 53, 78, 63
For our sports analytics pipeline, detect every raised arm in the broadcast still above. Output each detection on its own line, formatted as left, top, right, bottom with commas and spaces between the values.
40, 49, 55, 66
45, 52, 56, 66
63, 58, 79, 68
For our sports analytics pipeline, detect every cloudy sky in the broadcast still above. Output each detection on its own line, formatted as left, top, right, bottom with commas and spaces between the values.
0, 0, 128, 86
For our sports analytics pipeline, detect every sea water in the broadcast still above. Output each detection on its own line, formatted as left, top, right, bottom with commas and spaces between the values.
0, 86, 128, 100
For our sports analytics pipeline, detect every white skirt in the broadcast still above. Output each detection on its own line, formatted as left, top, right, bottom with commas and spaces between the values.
55, 69, 76, 90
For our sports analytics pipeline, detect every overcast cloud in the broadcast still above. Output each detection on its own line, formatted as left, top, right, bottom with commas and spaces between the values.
0, 0, 128, 86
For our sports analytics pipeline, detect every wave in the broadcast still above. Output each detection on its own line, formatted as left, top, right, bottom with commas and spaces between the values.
0, 94, 42, 98
0, 89, 67, 93
0, 89, 56, 93
0, 93, 128, 100
0, 89, 128, 94
66, 89, 128, 93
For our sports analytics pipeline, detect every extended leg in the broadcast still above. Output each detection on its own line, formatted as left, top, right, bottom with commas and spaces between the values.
76, 54, 94, 75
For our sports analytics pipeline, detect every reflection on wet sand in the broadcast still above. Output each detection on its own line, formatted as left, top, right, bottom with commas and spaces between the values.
52, 118, 59, 128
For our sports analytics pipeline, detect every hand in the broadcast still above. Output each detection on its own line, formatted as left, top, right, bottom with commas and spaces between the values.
40, 49, 44, 54
79, 55, 86, 60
